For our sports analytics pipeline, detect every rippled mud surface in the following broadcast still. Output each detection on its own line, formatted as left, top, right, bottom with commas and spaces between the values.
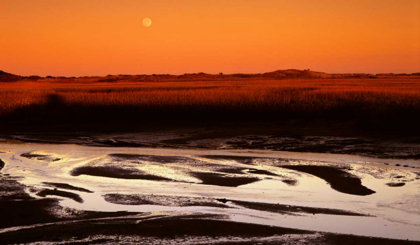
0, 142, 419, 244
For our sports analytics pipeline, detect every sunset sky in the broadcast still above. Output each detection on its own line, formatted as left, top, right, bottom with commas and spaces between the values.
0, 0, 419, 76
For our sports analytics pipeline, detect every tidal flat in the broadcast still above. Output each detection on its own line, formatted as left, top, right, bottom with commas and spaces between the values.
0, 139, 419, 244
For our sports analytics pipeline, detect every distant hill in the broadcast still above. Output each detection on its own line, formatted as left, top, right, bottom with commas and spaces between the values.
262, 69, 333, 79
1, 69, 419, 82
0, 70, 21, 82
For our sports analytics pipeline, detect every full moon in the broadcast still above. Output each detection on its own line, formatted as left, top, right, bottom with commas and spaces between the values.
143, 18, 152, 27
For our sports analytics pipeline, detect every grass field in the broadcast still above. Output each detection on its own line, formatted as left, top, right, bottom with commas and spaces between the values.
1, 77, 420, 133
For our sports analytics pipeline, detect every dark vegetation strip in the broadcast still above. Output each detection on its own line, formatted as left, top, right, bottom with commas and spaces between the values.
2, 89, 419, 136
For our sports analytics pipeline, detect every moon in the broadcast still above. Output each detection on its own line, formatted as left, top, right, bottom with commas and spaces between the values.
143, 18, 152, 27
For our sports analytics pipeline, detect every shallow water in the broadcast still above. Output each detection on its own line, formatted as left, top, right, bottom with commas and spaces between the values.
0, 142, 419, 241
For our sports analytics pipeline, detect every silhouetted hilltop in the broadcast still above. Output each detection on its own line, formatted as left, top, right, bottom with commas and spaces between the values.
0, 70, 21, 82
263, 69, 333, 79
1, 69, 419, 82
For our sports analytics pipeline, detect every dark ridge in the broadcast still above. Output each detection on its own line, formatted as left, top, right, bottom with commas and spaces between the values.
230, 200, 369, 216
42, 182, 93, 193
0, 159, 4, 171
192, 172, 259, 187
70, 166, 171, 181
282, 165, 376, 196
36, 189, 84, 203
200, 155, 256, 165
3, 69, 420, 81
0, 70, 21, 82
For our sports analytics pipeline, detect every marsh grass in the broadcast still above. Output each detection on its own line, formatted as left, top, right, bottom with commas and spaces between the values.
1, 78, 419, 131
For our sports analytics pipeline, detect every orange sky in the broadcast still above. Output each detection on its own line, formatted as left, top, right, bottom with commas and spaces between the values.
0, 0, 419, 76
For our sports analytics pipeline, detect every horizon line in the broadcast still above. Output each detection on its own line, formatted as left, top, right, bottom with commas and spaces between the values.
2, 68, 420, 78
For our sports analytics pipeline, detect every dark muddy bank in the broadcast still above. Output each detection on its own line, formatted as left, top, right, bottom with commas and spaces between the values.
4, 125, 420, 160
0, 211, 417, 245
282, 165, 376, 196
42, 182, 94, 193
70, 164, 262, 187
20, 152, 61, 162
104, 193, 367, 217
71, 166, 172, 181
36, 189, 84, 203
0, 175, 137, 229
229, 199, 369, 217
192, 172, 260, 187
109, 153, 192, 164
386, 182, 406, 187
104, 194, 228, 208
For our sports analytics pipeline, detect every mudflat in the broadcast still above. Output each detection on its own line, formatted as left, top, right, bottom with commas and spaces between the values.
0, 142, 419, 244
